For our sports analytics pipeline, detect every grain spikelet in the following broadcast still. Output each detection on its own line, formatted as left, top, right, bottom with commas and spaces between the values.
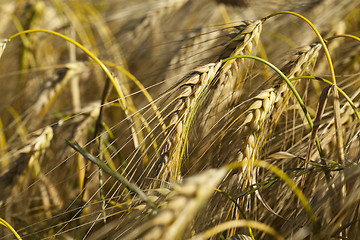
124, 167, 227, 240
218, 20, 262, 86
281, 42, 322, 79
237, 88, 276, 174
263, 43, 322, 152
219, 88, 277, 227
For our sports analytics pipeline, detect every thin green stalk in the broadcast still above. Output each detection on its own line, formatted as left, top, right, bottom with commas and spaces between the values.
327, 34, 360, 43
66, 140, 156, 210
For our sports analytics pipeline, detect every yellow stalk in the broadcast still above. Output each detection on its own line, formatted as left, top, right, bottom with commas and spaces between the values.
0, 218, 22, 240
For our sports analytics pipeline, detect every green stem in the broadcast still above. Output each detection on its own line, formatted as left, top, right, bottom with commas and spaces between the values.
327, 34, 360, 42
66, 140, 156, 210
0, 218, 22, 240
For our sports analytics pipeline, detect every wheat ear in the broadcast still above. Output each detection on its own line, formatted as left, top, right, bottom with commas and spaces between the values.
0, 126, 54, 202
26, 62, 85, 130
155, 20, 263, 182
156, 61, 222, 183
200, 20, 264, 135
217, 88, 276, 228
221, 42, 322, 225
124, 167, 227, 240
126, 0, 188, 50
218, 20, 262, 85
216, 20, 263, 103
237, 88, 276, 176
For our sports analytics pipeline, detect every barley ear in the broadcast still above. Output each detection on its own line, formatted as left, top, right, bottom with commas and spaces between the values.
0, 126, 54, 201
156, 61, 222, 183
124, 167, 227, 240
28, 62, 86, 130
238, 88, 276, 175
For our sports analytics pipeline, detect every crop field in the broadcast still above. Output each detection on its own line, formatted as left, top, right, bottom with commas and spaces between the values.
0, 1, 359, 239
